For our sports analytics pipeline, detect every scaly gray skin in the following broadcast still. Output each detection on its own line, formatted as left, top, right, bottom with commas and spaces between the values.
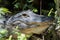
6, 10, 54, 30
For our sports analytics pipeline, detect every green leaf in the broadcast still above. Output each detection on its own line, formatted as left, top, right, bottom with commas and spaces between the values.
0, 7, 11, 15
0, 29, 8, 34
48, 8, 53, 16
0, 29, 8, 38
32, 8, 38, 13
14, 3, 20, 8
8, 35, 12, 40
17, 33, 27, 40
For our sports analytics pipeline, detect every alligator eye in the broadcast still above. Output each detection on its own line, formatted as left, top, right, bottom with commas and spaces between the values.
12, 24, 15, 26
22, 14, 29, 17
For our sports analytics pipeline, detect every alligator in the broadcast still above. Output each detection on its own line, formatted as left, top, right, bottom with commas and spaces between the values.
6, 10, 54, 35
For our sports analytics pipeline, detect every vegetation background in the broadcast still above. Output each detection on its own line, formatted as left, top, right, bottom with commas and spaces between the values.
0, 0, 60, 40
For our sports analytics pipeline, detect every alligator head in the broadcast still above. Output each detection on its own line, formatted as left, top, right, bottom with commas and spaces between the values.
6, 10, 54, 34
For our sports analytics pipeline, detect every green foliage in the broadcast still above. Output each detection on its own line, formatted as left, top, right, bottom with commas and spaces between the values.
14, 26, 27, 40
57, 17, 60, 25
9, 26, 28, 40
13, 0, 37, 11
54, 11, 57, 18
48, 8, 53, 16
32, 8, 38, 13
0, 29, 8, 38
8, 35, 12, 40
0, 7, 11, 15
14, 3, 20, 9
0, 0, 57, 40
0, 26, 29, 40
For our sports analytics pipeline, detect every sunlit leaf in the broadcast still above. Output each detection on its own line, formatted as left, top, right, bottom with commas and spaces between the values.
17, 33, 27, 40
8, 35, 12, 40
48, 8, 53, 16
55, 11, 57, 17
0, 29, 8, 34
0, 7, 11, 15
0, 29, 8, 38
32, 8, 38, 13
